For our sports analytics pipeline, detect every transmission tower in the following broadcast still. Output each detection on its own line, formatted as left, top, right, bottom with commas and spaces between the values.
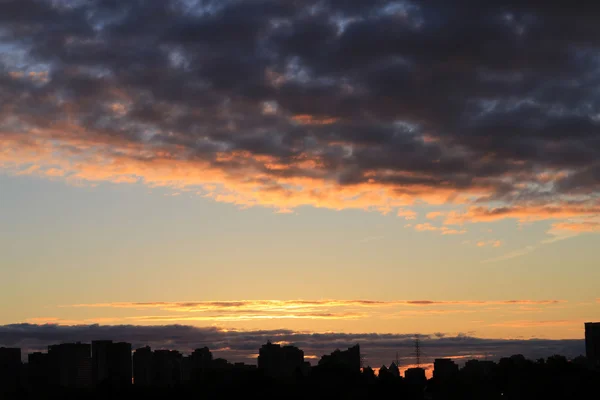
414, 335, 422, 367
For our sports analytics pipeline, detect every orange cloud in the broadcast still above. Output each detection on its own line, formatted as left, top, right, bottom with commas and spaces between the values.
291, 114, 338, 125
130, 313, 363, 322
426, 211, 445, 219
4, 122, 597, 234
414, 223, 438, 232
476, 240, 502, 247
26, 317, 121, 325
441, 228, 467, 235
390, 309, 478, 317
8, 70, 49, 82
67, 299, 565, 313
550, 221, 600, 233
446, 205, 600, 225
5, 129, 475, 215
414, 223, 467, 235
397, 209, 417, 219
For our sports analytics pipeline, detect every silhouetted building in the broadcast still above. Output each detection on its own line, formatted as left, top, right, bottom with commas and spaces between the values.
377, 365, 393, 381
92, 340, 132, 386
362, 366, 376, 380
92, 340, 111, 386
27, 352, 49, 388
48, 343, 92, 388
182, 347, 213, 382
133, 346, 153, 386
233, 362, 257, 371
258, 342, 304, 378
7, 336, 600, 397
318, 344, 361, 372
153, 350, 182, 386
282, 345, 305, 376
0, 347, 21, 393
212, 358, 231, 370
110, 342, 132, 385
462, 359, 496, 379
388, 362, 400, 377
190, 346, 213, 369
585, 322, 600, 367
404, 367, 426, 385
434, 358, 459, 381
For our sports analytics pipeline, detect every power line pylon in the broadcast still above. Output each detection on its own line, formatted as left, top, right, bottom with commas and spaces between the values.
414, 335, 422, 368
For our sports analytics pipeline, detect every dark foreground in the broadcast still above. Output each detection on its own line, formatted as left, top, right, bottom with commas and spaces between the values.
3, 363, 600, 400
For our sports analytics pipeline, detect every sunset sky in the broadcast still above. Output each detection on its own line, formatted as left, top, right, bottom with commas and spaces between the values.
1, 0, 599, 367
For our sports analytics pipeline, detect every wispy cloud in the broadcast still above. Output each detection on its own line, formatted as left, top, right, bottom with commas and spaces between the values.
66, 299, 565, 312
129, 313, 363, 322
476, 240, 502, 248
549, 221, 600, 233
482, 246, 537, 263
426, 211, 445, 220
397, 209, 417, 220
483, 230, 579, 263
53, 298, 569, 323
414, 223, 467, 235
488, 319, 584, 328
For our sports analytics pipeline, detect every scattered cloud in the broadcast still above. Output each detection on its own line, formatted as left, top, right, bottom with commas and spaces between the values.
415, 223, 439, 232
445, 206, 600, 226
550, 220, 600, 233
476, 240, 503, 247
414, 223, 466, 235
0, 0, 599, 226
483, 229, 579, 263
426, 212, 445, 220
482, 245, 537, 263
441, 229, 468, 235
397, 209, 417, 220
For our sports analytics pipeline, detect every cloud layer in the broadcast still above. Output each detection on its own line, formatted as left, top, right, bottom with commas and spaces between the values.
15, 298, 574, 328
1, 0, 599, 228
0, 324, 584, 369
57, 298, 565, 322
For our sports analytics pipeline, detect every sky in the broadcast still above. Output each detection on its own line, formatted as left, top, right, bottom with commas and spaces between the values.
1, 0, 599, 367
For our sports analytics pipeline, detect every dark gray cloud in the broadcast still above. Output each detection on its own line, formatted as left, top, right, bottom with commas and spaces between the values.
0, 324, 584, 368
1, 0, 599, 216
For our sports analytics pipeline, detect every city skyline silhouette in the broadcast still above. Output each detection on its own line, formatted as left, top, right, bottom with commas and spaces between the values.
2, 0, 600, 397
1, 323, 599, 398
